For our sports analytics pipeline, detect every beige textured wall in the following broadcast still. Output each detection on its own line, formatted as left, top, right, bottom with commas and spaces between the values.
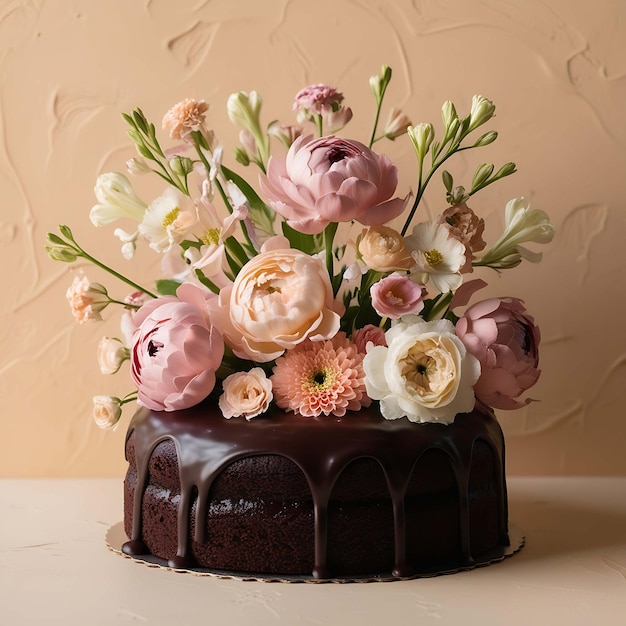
2, 0, 625, 477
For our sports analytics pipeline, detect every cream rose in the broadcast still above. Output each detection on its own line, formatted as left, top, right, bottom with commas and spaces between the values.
219, 368, 273, 420
210, 237, 342, 362
97, 337, 129, 375
357, 226, 412, 272
92, 396, 122, 430
363, 317, 480, 424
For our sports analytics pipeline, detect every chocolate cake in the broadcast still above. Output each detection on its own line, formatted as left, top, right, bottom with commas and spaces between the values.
122, 400, 510, 580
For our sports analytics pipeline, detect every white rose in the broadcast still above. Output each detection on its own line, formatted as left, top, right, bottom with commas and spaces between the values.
92, 396, 122, 430
363, 317, 480, 424
219, 368, 273, 420
97, 337, 129, 375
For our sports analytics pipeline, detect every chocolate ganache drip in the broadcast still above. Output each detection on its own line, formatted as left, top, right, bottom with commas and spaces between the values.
123, 402, 509, 579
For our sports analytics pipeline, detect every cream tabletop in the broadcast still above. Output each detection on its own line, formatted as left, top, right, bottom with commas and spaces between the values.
2, 477, 626, 626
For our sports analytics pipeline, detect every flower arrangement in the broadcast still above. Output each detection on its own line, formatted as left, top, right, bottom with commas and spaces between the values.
47, 66, 554, 430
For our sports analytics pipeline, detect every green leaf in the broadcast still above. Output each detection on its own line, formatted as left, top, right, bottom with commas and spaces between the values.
194, 269, 220, 294
442, 170, 454, 193
281, 221, 318, 255
156, 279, 181, 296
222, 166, 276, 237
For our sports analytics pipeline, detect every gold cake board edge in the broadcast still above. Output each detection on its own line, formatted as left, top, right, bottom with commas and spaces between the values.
106, 522, 525, 584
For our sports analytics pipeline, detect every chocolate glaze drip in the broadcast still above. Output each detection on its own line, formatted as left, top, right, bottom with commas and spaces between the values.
122, 401, 509, 579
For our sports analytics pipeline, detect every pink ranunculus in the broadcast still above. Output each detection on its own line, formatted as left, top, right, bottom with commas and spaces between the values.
130, 284, 224, 411
259, 135, 406, 234
370, 273, 425, 319
351, 324, 387, 354
456, 298, 540, 410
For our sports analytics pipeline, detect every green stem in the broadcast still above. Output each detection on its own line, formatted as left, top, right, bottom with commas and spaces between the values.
369, 99, 383, 149
80, 251, 157, 298
316, 114, 323, 138
324, 223, 337, 287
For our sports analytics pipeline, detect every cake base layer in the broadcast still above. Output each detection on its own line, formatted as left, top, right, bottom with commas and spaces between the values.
123, 401, 510, 579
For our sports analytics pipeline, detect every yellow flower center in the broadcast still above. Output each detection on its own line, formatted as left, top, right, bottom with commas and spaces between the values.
201, 227, 221, 246
162, 207, 180, 227
424, 248, 444, 267
305, 366, 335, 392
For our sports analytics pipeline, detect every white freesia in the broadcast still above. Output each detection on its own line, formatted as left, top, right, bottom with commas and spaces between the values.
363, 317, 480, 424
219, 368, 273, 420
405, 221, 465, 292
468, 95, 495, 131
139, 187, 198, 253
97, 337, 129, 375
478, 197, 555, 269
92, 396, 122, 429
90, 172, 147, 226
113, 228, 139, 260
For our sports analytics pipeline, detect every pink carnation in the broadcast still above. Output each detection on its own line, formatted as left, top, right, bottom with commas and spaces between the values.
293, 84, 345, 116
271, 333, 370, 417
370, 273, 425, 319
456, 297, 540, 410
130, 284, 224, 411
260, 135, 406, 234
162, 98, 209, 141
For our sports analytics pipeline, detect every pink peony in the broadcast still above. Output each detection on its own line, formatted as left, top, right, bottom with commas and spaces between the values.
130, 284, 224, 411
456, 298, 540, 410
260, 135, 406, 234
370, 273, 425, 319
271, 333, 370, 417
351, 324, 387, 354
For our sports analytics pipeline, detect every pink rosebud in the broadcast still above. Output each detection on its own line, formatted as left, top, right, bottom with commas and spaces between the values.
456, 298, 540, 410
260, 135, 406, 234
130, 284, 224, 411
351, 324, 387, 354
370, 273, 424, 319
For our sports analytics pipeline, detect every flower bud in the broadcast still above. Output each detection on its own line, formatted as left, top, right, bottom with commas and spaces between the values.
472, 163, 494, 189
169, 155, 194, 177
473, 131, 498, 147
369, 65, 392, 101
441, 100, 458, 132
407, 123, 435, 160
468, 95, 495, 131
233, 147, 250, 166
125, 157, 151, 175
383, 107, 412, 140
90, 172, 147, 227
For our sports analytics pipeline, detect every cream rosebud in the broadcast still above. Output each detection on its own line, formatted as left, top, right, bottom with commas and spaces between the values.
97, 337, 130, 375
357, 226, 412, 272
408, 123, 434, 160
468, 95, 496, 131
92, 396, 122, 430
219, 368, 273, 420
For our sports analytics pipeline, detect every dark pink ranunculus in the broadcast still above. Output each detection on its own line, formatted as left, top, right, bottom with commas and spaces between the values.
456, 298, 540, 410
260, 135, 406, 234
130, 284, 224, 411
